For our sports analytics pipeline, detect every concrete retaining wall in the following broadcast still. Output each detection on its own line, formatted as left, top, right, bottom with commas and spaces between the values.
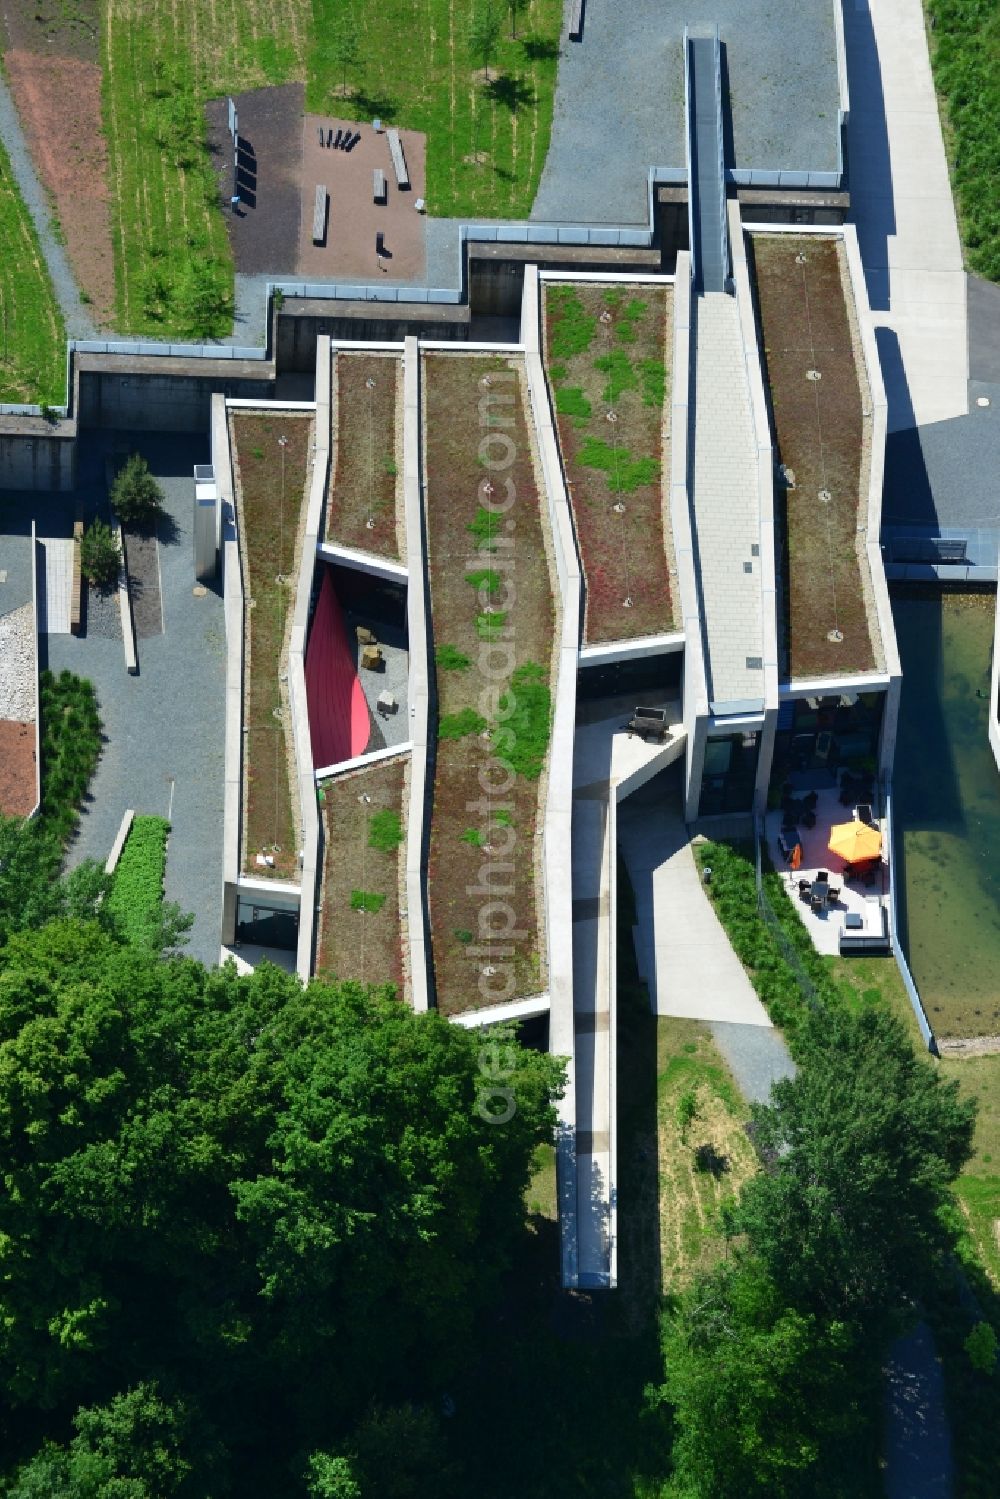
667, 256, 708, 819
77, 359, 273, 432
288, 362, 330, 982
0, 423, 75, 492
216, 393, 243, 949
27, 522, 42, 820
402, 336, 433, 1014
990, 563, 1000, 774
277, 303, 468, 372
522, 264, 583, 1290
117, 523, 138, 675
841, 222, 902, 776
104, 809, 136, 875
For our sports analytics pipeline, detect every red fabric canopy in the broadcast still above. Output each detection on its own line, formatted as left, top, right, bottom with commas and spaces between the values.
305, 568, 370, 768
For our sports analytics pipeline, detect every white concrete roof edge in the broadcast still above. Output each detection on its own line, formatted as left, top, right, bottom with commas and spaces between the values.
315, 743, 412, 782
448, 993, 551, 1028
315, 540, 409, 581
402, 335, 432, 1014
781, 671, 892, 697
538, 270, 675, 286
224, 398, 317, 411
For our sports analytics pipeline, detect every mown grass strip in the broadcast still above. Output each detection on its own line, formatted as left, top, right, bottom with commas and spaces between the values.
926, 0, 1000, 281
0, 135, 66, 404
102, 0, 310, 337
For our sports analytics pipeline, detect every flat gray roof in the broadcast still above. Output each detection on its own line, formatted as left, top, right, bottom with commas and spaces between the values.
533, 0, 840, 225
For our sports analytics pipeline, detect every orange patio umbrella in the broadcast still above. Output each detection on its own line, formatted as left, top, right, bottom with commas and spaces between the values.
789, 842, 803, 872
827, 820, 881, 863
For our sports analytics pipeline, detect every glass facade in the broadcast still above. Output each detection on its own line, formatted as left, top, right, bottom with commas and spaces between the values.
772, 691, 885, 784
697, 729, 761, 816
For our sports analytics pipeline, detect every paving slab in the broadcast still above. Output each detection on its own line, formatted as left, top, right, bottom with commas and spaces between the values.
845, 0, 967, 431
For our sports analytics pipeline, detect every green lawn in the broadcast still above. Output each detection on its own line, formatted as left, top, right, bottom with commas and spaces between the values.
0, 135, 65, 405
101, 0, 310, 337
926, 0, 1000, 280
309, 0, 563, 218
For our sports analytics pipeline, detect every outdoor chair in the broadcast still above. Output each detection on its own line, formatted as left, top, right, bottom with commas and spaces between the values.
826, 886, 841, 903
816, 870, 829, 883
856, 803, 874, 826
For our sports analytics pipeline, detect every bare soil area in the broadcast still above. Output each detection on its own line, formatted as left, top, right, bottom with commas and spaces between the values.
0, 0, 99, 60
4, 50, 115, 324
327, 352, 402, 559
299, 115, 426, 282
752, 234, 877, 678
206, 84, 304, 278
0, 720, 36, 817
316, 756, 405, 993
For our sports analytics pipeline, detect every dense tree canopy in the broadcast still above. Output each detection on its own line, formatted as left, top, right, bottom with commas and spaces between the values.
0, 919, 562, 1493
652, 1004, 977, 1498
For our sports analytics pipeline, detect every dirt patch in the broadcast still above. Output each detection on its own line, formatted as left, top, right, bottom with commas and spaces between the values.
0, 720, 37, 817
543, 282, 677, 643
316, 756, 406, 992
4, 50, 115, 324
752, 234, 877, 679
0, 0, 99, 60
327, 351, 403, 559
938, 1034, 1000, 1059
298, 115, 427, 282
206, 83, 305, 278
231, 413, 314, 881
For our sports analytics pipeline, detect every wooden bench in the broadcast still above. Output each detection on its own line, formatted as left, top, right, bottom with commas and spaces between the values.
312, 185, 328, 246
373, 168, 387, 204
568, 0, 585, 41
387, 129, 409, 189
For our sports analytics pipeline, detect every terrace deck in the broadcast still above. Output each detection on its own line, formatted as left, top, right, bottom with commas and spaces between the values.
751, 234, 882, 680
316, 755, 406, 994
542, 281, 677, 644
326, 351, 404, 561
422, 352, 555, 1015
231, 411, 314, 881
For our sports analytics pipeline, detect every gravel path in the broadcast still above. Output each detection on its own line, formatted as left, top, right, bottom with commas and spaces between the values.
0, 603, 36, 720
0, 70, 96, 343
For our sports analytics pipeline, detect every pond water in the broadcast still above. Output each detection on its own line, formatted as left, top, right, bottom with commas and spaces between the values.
892, 590, 1000, 1038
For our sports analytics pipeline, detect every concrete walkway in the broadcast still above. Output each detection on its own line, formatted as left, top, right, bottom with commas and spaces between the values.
616, 774, 770, 1024
689, 292, 763, 710
0, 71, 95, 343
845, 0, 967, 432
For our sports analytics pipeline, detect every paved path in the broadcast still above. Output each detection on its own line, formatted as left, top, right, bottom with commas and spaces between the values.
0, 71, 95, 344
47, 434, 226, 967
689, 292, 763, 709
41, 539, 73, 634
883, 1321, 953, 1498
845, 0, 967, 432
617, 774, 771, 1025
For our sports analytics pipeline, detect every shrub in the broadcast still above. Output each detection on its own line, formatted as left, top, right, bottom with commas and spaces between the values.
105, 816, 169, 946
493, 661, 550, 780
111, 454, 165, 528
368, 809, 403, 852
578, 437, 659, 493
639, 357, 666, 408
547, 286, 597, 360
594, 350, 637, 403
435, 644, 471, 672
439, 708, 487, 741
350, 889, 386, 913
555, 386, 592, 424
79, 520, 120, 586
38, 670, 102, 844
465, 568, 501, 596
467, 506, 501, 551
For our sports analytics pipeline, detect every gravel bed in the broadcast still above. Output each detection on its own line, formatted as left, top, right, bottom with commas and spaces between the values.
85, 579, 120, 640
0, 603, 36, 720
